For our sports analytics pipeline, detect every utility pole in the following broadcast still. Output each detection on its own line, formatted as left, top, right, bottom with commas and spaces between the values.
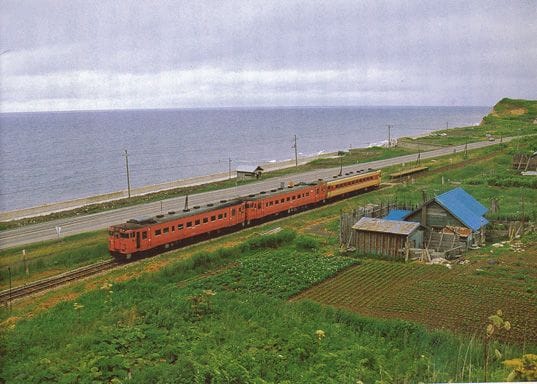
293, 135, 298, 167
446, 121, 449, 130
8, 266, 12, 312
124, 149, 131, 198
464, 138, 468, 159
387, 125, 393, 148
228, 157, 232, 179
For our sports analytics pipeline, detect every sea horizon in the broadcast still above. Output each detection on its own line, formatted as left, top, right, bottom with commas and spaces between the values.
0, 103, 491, 115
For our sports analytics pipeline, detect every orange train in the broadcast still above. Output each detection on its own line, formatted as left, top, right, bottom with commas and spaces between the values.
108, 169, 381, 260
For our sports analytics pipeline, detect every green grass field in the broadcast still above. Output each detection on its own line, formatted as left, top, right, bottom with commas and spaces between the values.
1, 232, 527, 383
1, 98, 536, 382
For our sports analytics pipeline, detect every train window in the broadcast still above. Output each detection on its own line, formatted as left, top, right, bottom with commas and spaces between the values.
178, 224, 184, 230
232, 208, 236, 216
258, 203, 261, 209
155, 229, 161, 236
211, 215, 216, 221
292, 195, 296, 200
163, 227, 169, 234
281, 198, 284, 203
274, 200, 278, 205
186, 222, 192, 228
120, 233, 129, 239
306, 192, 309, 197
195, 219, 200, 226
224, 212, 227, 218
218, 213, 223, 219
171, 226, 175, 232
203, 217, 209, 223
265, 203, 269, 207
142, 231, 147, 239
131, 232, 135, 238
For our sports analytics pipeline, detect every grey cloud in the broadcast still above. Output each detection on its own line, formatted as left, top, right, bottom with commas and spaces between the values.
1, 0, 536, 111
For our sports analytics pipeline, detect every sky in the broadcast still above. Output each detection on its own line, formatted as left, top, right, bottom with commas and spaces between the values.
1, 0, 536, 112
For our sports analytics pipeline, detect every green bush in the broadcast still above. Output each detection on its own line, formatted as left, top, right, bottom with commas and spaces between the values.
240, 229, 296, 251
294, 235, 320, 251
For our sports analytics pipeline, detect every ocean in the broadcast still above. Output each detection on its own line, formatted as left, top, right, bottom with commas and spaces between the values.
0, 106, 489, 211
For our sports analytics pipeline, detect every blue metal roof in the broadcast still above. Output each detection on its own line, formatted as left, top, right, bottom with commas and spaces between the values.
384, 209, 413, 221
434, 187, 489, 231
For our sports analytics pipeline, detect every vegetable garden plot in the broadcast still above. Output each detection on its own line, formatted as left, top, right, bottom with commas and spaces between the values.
294, 260, 537, 344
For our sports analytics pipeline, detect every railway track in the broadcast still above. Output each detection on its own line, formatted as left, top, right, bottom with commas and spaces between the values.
0, 259, 119, 304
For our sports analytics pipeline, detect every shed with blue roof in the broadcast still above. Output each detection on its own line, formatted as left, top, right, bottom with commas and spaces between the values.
403, 187, 488, 246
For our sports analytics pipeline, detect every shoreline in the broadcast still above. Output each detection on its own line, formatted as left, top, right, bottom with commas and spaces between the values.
0, 151, 340, 222
0, 119, 488, 222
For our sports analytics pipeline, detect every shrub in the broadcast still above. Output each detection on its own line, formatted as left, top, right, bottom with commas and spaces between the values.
240, 229, 296, 251
294, 235, 320, 251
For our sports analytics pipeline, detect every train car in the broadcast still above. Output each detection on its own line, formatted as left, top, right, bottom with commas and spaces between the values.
108, 169, 382, 259
244, 182, 326, 223
325, 169, 381, 199
108, 199, 245, 260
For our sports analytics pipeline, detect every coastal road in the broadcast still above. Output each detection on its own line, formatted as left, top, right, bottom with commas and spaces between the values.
0, 137, 512, 250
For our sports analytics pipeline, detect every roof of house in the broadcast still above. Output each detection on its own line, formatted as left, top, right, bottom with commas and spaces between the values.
236, 165, 264, 173
352, 217, 421, 236
434, 187, 489, 231
384, 209, 413, 221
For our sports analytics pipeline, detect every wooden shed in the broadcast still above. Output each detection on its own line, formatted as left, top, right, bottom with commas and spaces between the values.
351, 217, 423, 259
403, 187, 488, 246
236, 165, 264, 180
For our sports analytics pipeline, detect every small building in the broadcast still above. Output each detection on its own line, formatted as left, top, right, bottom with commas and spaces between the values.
351, 217, 423, 259
236, 165, 263, 180
403, 187, 488, 247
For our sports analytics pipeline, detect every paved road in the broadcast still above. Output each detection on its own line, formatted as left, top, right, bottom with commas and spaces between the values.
0, 138, 511, 250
